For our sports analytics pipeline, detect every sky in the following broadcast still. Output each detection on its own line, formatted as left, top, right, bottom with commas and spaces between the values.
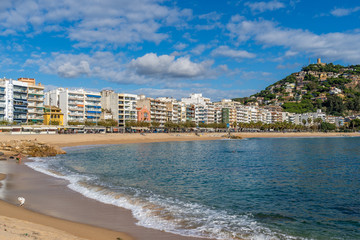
1, 0, 360, 101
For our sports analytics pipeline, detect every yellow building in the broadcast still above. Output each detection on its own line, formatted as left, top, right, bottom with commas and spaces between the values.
44, 105, 64, 125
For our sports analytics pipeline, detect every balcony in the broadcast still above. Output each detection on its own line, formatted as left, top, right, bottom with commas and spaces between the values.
28, 96, 44, 102
69, 101, 84, 105
68, 96, 84, 100
28, 90, 44, 95
13, 89, 27, 94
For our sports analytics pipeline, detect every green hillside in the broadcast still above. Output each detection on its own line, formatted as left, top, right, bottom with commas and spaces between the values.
233, 63, 360, 116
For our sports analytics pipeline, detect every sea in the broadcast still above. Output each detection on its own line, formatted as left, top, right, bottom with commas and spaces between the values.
26, 137, 360, 240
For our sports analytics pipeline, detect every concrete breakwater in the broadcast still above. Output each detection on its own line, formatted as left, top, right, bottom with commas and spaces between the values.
0, 140, 66, 157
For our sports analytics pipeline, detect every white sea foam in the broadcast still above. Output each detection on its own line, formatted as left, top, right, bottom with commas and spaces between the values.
26, 157, 309, 240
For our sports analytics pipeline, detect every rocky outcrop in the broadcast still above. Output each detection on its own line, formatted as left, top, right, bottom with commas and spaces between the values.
0, 140, 66, 157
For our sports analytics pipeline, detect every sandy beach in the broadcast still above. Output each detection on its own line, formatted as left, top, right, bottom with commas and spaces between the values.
1, 131, 360, 240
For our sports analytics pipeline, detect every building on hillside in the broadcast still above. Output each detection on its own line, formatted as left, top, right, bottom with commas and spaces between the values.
317, 58, 326, 66
43, 105, 64, 125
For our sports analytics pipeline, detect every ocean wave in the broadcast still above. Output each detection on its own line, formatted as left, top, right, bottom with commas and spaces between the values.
26, 157, 308, 240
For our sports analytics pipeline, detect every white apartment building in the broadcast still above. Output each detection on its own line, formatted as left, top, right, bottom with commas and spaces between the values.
0, 78, 44, 124
0, 79, 9, 121
118, 93, 138, 127
181, 93, 215, 124
57, 89, 101, 124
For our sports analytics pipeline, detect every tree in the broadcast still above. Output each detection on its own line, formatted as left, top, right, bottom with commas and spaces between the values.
324, 95, 345, 116
0, 120, 11, 125
314, 118, 323, 131
50, 120, 60, 125
85, 120, 96, 126
349, 119, 360, 131
125, 120, 137, 128
68, 121, 84, 126
307, 118, 312, 126
320, 122, 336, 132
302, 119, 307, 126
98, 119, 118, 127
151, 121, 161, 128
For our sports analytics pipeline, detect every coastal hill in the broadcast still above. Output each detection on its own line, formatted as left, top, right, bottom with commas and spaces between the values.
233, 59, 360, 116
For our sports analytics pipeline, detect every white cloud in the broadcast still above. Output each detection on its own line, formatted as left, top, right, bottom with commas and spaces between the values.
227, 16, 360, 63
129, 53, 214, 78
331, 7, 360, 17
0, 0, 191, 46
245, 1, 285, 13
57, 61, 91, 78
24, 51, 216, 85
191, 44, 210, 55
24, 51, 135, 83
174, 42, 188, 50
211, 46, 256, 59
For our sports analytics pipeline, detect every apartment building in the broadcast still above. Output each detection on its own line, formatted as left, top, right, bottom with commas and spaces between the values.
100, 90, 119, 121
0, 78, 45, 124
85, 92, 101, 122
181, 93, 215, 124
57, 89, 101, 124
12, 80, 28, 123
118, 93, 138, 127
157, 97, 183, 123
0, 79, 7, 121
18, 78, 44, 124
137, 95, 166, 126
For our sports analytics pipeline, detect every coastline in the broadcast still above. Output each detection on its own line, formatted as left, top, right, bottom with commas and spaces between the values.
1, 131, 360, 240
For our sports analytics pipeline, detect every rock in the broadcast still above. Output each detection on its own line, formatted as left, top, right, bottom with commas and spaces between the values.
229, 135, 243, 139
0, 140, 66, 157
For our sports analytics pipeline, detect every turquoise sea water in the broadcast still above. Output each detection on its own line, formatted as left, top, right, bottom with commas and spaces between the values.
27, 137, 360, 240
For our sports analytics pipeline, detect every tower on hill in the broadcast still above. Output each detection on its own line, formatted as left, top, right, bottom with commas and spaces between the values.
317, 58, 326, 66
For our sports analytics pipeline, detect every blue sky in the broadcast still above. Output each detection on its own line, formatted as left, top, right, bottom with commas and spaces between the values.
1, 0, 360, 101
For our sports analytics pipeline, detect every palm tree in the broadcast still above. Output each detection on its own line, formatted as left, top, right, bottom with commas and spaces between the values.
314, 118, 323, 132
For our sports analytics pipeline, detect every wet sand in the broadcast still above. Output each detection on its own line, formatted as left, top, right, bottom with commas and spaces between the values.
1, 131, 359, 239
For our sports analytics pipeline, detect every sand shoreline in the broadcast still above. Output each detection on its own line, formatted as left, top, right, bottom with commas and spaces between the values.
1, 132, 360, 240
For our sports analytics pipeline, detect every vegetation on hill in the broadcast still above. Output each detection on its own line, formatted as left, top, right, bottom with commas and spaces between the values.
233, 62, 360, 116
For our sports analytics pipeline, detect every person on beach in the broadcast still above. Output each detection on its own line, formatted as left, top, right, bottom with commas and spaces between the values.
16, 153, 22, 164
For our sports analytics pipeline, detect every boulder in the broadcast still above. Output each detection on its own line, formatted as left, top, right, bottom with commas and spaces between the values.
0, 140, 66, 157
